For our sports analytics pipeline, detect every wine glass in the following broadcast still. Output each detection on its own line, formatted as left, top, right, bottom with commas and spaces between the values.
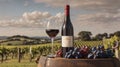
45, 20, 59, 58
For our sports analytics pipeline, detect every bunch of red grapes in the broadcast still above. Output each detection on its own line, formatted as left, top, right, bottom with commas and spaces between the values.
56, 45, 114, 59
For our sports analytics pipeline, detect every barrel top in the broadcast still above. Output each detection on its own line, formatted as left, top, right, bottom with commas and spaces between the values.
38, 56, 120, 67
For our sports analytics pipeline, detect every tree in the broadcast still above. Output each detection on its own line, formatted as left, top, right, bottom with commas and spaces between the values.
114, 31, 120, 37
109, 33, 114, 38
102, 33, 108, 38
94, 34, 103, 40
78, 31, 92, 41
93, 33, 108, 41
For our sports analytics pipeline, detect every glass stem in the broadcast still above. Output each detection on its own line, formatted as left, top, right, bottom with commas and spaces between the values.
51, 38, 54, 55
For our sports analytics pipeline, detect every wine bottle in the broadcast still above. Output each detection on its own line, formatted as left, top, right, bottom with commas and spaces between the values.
61, 4, 74, 57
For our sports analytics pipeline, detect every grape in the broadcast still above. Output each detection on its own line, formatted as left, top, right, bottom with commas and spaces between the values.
91, 47, 97, 52
58, 45, 114, 59
64, 50, 73, 58
106, 48, 114, 58
64, 52, 70, 58
56, 48, 62, 57
72, 48, 78, 55
88, 53, 94, 59
92, 50, 97, 54
79, 46, 90, 58
64, 47, 83, 59
100, 45, 104, 49
66, 54, 72, 58
77, 52, 82, 58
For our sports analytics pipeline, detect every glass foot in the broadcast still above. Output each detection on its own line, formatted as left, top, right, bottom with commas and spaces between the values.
47, 54, 55, 58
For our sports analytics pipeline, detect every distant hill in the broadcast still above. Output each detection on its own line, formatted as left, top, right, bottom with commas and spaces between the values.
0, 35, 61, 40
0, 35, 52, 45
31, 36, 49, 39
0, 36, 8, 40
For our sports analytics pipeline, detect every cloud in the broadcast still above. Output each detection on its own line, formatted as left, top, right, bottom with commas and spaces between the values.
0, 0, 13, 4
76, 12, 120, 25
0, 11, 64, 28
24, 1, 29, 6
33, 0, 120, 13
76, 12, 120, 23
74, 12, 120, 35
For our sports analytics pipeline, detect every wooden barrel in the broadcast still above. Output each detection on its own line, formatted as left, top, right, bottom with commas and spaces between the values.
38, 56, 120, 67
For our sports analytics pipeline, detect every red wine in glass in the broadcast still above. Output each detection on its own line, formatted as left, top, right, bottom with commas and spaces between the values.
46, 29, 59, 38
46, 29, 59, 58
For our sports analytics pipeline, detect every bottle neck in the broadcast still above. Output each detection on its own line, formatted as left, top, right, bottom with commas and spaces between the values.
65, 5, 70, 18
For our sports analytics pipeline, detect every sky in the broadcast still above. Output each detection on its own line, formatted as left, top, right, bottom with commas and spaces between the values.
0, 0, 120, 37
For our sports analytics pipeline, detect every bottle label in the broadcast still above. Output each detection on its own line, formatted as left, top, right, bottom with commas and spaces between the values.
62, 36, 73, 47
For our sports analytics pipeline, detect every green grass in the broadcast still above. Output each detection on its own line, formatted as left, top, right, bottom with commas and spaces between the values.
0, 54, 37, 67
0, 58, 37, 67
